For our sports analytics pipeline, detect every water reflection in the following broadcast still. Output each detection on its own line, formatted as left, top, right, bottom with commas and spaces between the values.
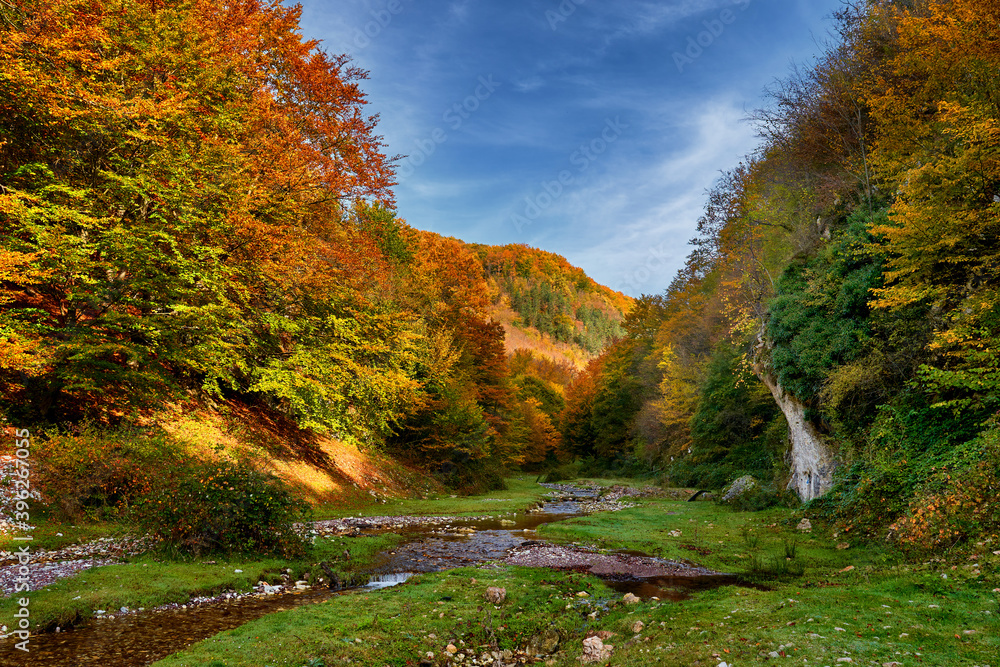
0, 588, 337, 666
606, 574, 749, 602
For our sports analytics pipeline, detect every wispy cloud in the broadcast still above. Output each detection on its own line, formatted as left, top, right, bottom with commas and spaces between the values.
299, 0, 841, 296
512, 75, 545, 93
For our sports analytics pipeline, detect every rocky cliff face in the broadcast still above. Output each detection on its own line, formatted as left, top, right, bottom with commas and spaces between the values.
753, 334, 837, 501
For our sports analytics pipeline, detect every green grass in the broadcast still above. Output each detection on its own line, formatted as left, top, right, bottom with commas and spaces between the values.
537, 499, 892, 574
311, 476, 551, 519
0, 533, 408, 631
153, 484, 1000, 666
0, 519, 126, 552
152, 561, 1000, 667
0, 556, 286, 631
0, 477, 546, 632
12, 478, 1000, 664
307, 533, 407, 584
154, 566, 634, 667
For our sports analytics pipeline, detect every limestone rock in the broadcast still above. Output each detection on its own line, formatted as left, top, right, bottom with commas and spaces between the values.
580, 636, 613, 664
721, 475, 758, 503
796, 518, 812, 532
622, 592, 641, 604
631, 620, 644, 634
753, 341, 837, 501
485, 586, 506, 605
527, 627, 560, 655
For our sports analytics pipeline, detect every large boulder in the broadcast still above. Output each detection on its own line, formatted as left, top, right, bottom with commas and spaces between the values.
526, 627, 560, 656
721, 475, 758, 503
580, 636, 613, 664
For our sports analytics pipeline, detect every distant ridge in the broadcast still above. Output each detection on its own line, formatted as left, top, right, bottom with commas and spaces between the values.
407, 231, 633, 368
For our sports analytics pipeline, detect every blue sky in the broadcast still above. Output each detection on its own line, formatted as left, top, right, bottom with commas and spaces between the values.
298, 0, 843, 297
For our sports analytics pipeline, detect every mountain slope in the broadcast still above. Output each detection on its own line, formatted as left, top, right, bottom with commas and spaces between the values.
476, 242, 633, 369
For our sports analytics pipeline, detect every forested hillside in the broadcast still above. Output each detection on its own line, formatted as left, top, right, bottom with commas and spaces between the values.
477, 243, 630, 368
2, 0, 997, 555
0, 0, 628, 495
566, 0, 1000, 549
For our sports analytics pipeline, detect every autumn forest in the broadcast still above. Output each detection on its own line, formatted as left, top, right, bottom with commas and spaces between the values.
1, 0, 1000, 634
2, 0, 1000, 543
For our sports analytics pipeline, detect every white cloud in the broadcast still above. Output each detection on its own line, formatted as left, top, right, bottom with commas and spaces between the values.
512, 75, 545, 93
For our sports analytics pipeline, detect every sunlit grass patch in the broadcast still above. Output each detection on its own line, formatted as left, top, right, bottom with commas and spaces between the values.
311, 477, 551, 519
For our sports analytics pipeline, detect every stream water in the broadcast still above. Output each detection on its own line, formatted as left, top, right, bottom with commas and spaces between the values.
0, 485, 738, 666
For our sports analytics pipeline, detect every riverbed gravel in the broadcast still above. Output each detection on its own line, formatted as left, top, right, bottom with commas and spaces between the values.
310, 513, 515, 536
504, 542, 718, 578
0, 454, 41, 533
0, 482, 659, 600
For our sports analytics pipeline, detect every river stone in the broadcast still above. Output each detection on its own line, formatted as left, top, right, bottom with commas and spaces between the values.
622, 592, 641, 604
526, 627, 560, 655
580, 636, 613, 664
721, 475, 758, 503
485, 586, 506, 605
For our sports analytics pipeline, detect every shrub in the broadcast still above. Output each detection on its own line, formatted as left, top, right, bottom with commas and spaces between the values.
888, 425, 1000, 553
439, 460, 509, 495
540, 460, 583, 483
810, 415, 1000, 543
134, 460, 312, 557
33, 426, 174, 520
807, 457, 915, 536
723, 482, 797, 512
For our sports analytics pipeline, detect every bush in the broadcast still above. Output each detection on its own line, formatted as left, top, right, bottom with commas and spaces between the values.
723, 483, 797, 512
540, 454, 659, 482
440, 460, 509, 495
134, 460, 312, 557
889, 463, 1000, 553
887, 424, 1000, 553
810, 413, 1000, 543
662, 458, 737, 489
33, 427, 174, 520
540, 460, 583, 483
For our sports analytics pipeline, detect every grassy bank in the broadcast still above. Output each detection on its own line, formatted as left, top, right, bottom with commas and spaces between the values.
0, 533, 408, 632
0, 519, 125, 552
312, 477, 552, 519
0, 478, 550, 631
152, 484, 1000, 666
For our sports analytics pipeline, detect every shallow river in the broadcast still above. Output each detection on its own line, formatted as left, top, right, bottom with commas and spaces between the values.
0, 486, 738, 666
